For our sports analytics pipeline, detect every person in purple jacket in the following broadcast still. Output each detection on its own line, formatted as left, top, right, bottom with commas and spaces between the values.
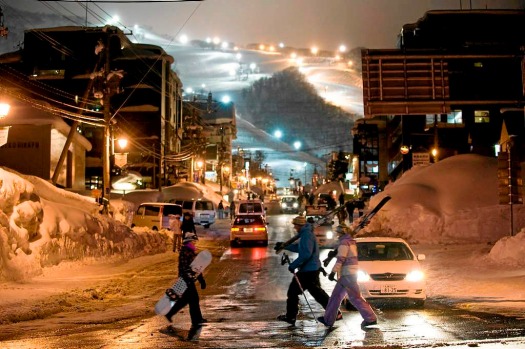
318, 224, 377, 328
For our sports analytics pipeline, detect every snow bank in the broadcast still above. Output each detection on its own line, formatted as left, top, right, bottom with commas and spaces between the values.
357, 154, 525, 268
0, 168, 169, 282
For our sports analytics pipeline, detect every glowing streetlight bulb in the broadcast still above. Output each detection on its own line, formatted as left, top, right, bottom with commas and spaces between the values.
274, 130, 282, 138
293, 141, 302, 150
0, 102, 10, 118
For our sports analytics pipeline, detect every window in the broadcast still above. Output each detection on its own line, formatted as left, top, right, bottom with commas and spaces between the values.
163, 205, 182, 216
196, 201, 213, 210
144, 206, 160, 216
474, 110, 490, 123
234, 216, 264, 225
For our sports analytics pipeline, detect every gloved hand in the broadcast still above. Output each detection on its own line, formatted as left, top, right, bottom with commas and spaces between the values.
288, 265, 295, 273
328, 272, 336, 281
200, 278, 207, 290
166, 288, 179, 301
274, 242, 284, 252
323, 249, 337, 267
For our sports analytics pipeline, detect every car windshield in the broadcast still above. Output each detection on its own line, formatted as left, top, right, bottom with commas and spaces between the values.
234, 216, 264, 225
239, 203, 262, 213
357, 242, 414, 261
196, 201, 213, 210
281, 197, 297, 203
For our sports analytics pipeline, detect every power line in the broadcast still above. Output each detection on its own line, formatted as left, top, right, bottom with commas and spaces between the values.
38, 0, 203, 3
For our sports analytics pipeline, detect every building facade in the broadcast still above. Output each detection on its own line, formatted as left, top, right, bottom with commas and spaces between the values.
361, 10, 525, 184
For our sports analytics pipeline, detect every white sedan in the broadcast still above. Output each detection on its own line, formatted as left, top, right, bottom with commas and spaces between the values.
355, 237, 426, 307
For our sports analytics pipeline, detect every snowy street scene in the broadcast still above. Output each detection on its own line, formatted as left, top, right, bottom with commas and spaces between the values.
1, 1, 525, 348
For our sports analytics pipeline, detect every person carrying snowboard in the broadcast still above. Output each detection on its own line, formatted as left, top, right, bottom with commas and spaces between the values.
275, 215, 340, 325
165, 233, 207, 327
317, 224, 377, 328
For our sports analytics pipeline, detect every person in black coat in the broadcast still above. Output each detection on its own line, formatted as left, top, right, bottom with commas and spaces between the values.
181, 212, 197, 239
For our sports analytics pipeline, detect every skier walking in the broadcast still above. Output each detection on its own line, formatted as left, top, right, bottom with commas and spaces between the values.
275, 215, 340, 325
317, 224, 377, 328
217, 200, 224, 219
165, 233, 207, 327
181, 212, 197, 240
169, 213, 182, 252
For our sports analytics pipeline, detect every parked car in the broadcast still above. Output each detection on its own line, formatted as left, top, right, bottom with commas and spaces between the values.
230, 214, 268, 246
166, 199, 216, 228
305, 205, 336, 247
280, 195, 300, 214
355, 237, 426, 307
132, 203, 182, 231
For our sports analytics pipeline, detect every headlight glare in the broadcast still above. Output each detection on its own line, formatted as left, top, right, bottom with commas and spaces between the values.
357, 270, 370, 282
326, 231, 333, 239
406, 270, 424, 282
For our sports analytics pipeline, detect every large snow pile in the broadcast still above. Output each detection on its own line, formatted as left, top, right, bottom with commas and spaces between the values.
0, 168, 170, 282
364, 154, 525, 266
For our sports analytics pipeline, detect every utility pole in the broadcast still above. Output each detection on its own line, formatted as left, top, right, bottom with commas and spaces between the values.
219, 125, 224, 194
102, 32, 112, 214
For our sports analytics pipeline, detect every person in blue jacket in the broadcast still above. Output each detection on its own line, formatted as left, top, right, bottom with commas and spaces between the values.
276, 215, 340, 325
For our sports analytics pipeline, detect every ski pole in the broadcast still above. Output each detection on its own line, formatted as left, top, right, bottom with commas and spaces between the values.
281, 253, 318, 323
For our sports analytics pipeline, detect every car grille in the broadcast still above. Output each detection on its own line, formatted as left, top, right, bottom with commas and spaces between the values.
370, 273, 406, 281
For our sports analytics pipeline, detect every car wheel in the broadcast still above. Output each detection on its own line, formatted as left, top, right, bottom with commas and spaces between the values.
131, 224, 135, 228
413, 299, 425, 308
203, 224, 210, 229
152, 226, 158, 231
230, 240, 239, 247
261, 240, 268, 247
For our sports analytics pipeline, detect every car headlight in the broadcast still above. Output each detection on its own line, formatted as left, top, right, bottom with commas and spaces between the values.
406, 270, 425, 282
281, 203, 287, 208
326, 231, 333, 239
293, 202, 298, 208
357, 270, 370, 282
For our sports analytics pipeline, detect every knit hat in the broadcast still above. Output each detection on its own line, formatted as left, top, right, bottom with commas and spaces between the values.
336, 224, 350, 234
292, 215, 307, 226
183, 233, 198, 243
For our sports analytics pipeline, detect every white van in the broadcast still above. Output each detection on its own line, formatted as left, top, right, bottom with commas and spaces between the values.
132, 203, 182, 231
235, 199, 267, 220
167, 199, 216, 228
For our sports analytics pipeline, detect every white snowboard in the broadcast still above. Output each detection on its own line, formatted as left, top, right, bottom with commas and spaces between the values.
155, 249, 212, 315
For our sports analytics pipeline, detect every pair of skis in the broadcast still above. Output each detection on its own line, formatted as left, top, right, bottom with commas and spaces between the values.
274, 195, 391, 254
274, 204, 346, 254
322, 195, 391, 266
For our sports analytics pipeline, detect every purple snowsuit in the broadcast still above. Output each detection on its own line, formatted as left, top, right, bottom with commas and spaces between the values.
323, 234, 377, 326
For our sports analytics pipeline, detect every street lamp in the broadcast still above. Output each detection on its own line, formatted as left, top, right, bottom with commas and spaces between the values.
196, 159, 204, 184
0, 102, 10, 118
293, 141, 301, 150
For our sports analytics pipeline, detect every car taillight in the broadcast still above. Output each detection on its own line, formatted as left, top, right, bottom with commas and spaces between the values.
254, 227, 266, 232
231, 227, 240, 232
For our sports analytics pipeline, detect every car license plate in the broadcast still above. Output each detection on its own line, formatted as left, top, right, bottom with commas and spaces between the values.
380, 285, 397, 294
244, 228, 253, 233
201, 214, 209, 218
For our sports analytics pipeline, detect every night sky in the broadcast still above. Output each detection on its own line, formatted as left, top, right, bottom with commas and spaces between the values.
6, 0, 525, 50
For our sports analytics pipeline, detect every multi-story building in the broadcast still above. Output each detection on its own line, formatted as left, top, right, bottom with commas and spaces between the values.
360, 10, 525, 185
183, 93, 236, 192
0, 25, 184, 195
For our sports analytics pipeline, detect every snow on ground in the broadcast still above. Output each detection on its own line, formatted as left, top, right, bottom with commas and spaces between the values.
360, 154, 525, 317
0, 153, 524, 322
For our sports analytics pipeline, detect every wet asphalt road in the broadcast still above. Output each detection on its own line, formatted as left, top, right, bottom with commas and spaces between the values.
1, 205, 525, 349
